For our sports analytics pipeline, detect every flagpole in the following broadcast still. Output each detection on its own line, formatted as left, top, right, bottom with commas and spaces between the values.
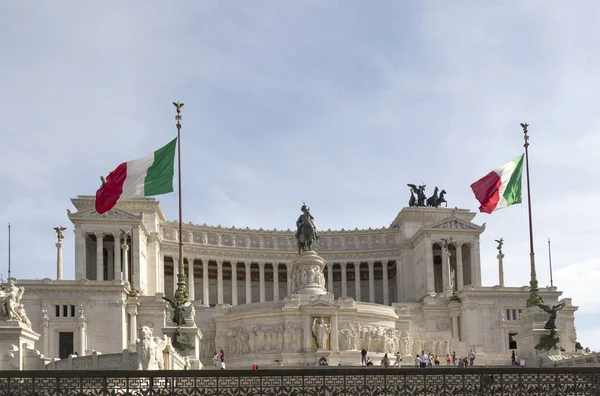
7, 223, 11, 279
173, 102, 189, 303
548, 238, 553, 288
522, 123, 543, 307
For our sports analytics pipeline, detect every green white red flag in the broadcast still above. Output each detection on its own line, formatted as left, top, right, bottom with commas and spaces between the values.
95, 138, 177, 214
470, 154, 524, 214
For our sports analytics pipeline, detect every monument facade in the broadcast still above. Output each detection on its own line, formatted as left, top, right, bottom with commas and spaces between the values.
12, 195, 578, 367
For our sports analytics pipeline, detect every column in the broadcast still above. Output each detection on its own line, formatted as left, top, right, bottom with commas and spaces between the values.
331, 314, 339, 352
56, 241, 64, 280
382, 260, 389, 305
78, 316, 86, 356
42, 310, 49, 358
172, 258, 179, 296
451, 315, 459, 339
425, 239, 435, 295
95, 232, 104, 281
456, 242, 464, 290
498, 253, 505, 287
122, 240, 129, 283
286, 263, 293, 296
126, 301, 139, 347
340, 262, 347, 297
217, 259, 224, 305
113, 232, 121, 281
158, 251, 165, 293
259, 262, 266, 303
441, 245, 449, 292
203, 259, 210, 306
354, 262, 361, 302
473, 240, 482, 287
327, 262, 334, 295
272, 263, 279, 301
245, 262, 252, 304
395, 259, 402, 302
107, 247, 114, 281
74, 227, 86, 280
187, 257, 195, 301
368, 261, 375, 303
231, 261, 238, 306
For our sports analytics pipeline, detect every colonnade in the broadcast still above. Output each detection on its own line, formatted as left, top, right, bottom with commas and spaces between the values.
163, 257, 396, 306
425, 239, 480, 296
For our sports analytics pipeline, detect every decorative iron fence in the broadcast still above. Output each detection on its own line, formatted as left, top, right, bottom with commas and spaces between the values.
1, 367, 600, 395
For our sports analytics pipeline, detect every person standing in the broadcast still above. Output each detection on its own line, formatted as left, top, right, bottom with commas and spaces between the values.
511, 350, 516, 365
393, 351, 402, 367
361, 348, 367, 366
469, 350, 475, 366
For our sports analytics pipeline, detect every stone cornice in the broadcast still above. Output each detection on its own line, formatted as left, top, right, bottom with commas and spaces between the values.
459, 286, 567, 302
17, 279, 130, 295
70, 195, 167, 222
390, 207, 476, 228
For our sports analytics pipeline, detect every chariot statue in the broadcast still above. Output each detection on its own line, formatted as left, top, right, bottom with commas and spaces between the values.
295, 203, 319, 255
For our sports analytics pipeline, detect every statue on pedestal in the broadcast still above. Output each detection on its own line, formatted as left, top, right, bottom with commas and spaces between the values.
312, 316, 330, 350
295, 203, 319, 255
537, 302, 565, 330
495, 238, 504, 254
54, 226, 67, 242
0, 279, 25, 322
162, 296, 191, 326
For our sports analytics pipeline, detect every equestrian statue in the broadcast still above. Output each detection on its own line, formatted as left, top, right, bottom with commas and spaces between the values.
295, 203, 319, 255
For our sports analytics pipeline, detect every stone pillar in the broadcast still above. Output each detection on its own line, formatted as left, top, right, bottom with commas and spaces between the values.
382, 260, 389, 305
396, 259, 402, 302
172, 258, 179, 296
472, 240, 481, 287
56, 241, 64, 280
498, 253, 505, 287
74, 227, 86, 280
327, 262, 334, 295
126, 299, 139, 348
331, 314, 339, 352
187, 257, 195, 301
78, 312, 86, 356
286, 263, 293, 296
95, 232, 104, 281
456, 242, 464, 290
122, 241, 129, 284
217, 259, 224, 305
368, 261, 375, 303
203, 259, 210, 306
425, 239, 435, 295
245, 262, 252, 304
259, 262, 266, 303
441, 244, 449, 292
272, 262, 279, 301
451, 315, 459, 339
340, 262, 347, 297
113, 232, 121, 281
231, 261, 238, 306
42, 309, 49, 358
107, 247, 114, 281
158, 251, 165, 294
354, 262, 361, 302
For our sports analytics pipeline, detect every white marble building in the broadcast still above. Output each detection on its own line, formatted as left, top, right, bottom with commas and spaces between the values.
19, 195, 578, 367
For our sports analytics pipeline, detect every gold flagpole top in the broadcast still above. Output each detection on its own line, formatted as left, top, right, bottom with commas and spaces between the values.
173, 102, 184, 128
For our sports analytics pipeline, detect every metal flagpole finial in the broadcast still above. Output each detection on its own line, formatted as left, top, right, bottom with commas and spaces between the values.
173, 102, 184, 128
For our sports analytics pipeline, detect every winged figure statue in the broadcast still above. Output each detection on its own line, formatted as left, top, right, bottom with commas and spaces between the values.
54, 226, 67, 241
407, 184, 427, 207
537, 302, 565, 330
162, 296, 191, 326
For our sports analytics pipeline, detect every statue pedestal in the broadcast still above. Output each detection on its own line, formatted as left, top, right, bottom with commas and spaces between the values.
162, 305, 203, 369
513, 306, 553, 368
0, 321, 43, 370
290, 251, 327, 295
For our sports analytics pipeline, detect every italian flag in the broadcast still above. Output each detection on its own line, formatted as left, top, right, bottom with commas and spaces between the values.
95, 138, 177, 214
470, 154, 524, 214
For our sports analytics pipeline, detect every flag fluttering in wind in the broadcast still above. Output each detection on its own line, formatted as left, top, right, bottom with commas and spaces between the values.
95, 138, 177, 214
470, 154, 524, 214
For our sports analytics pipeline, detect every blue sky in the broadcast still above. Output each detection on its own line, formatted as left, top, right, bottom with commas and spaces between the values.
1, 1, 599, 351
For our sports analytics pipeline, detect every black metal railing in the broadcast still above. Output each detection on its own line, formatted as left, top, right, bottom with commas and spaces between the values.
1, 367, 600, 395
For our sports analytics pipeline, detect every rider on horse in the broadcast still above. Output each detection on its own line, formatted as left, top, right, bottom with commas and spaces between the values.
296, 204, 318, 254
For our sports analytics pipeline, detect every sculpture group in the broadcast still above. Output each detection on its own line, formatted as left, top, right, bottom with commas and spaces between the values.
0, 278, 31, 328
407, 184, 447, 208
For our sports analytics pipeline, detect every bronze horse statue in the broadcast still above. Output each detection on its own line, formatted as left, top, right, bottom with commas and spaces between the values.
426, 187, 439, 207
296, 204, 318, 255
